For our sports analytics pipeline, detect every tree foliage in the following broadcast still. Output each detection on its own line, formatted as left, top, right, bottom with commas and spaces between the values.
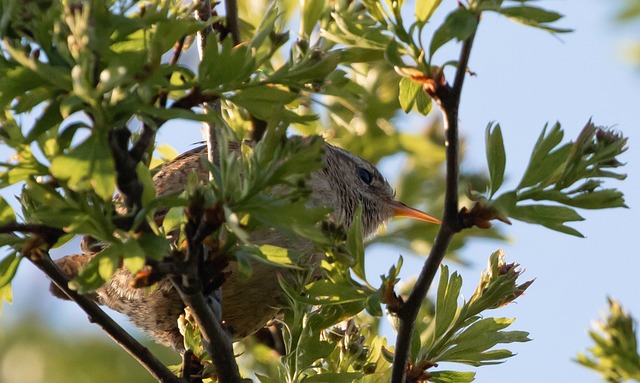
578, 299, 640, 383
0, 0, 629, 382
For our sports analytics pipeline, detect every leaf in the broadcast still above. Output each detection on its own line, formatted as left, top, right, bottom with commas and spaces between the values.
227, 85, 298, 122
149, 19, 205, 62
486, 123, 506, 197
384, 40, 406, 68
429, 370, 475, 383
256, 244, 303, 268
0, 253, 21, 289
296, 317, 336, 367
416, 0, 443, 23
2, 42, 72, 91
517, 123, 569, 189
429, 8, 478, 57
301, 0, 326, 38
199, 38, 255, 89
398, 77, 421, 113
49, 135, 115, 200
348, 205, 366, 282
498, 6, 572, 33
435, 265, 462, 339
302, 372, 363, 383
25, 100, 64, 143
0, 282, 12, 314
508, 204, 585, 237
135, 163, 156, 206
121, 238, 146, 274
0, 197, 15, 226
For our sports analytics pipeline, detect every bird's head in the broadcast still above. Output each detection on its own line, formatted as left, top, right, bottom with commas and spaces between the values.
308, 143, 440, 237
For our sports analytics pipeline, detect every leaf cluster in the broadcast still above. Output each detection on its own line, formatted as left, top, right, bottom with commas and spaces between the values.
478, 121, 627, 236
577, 299, 640, 383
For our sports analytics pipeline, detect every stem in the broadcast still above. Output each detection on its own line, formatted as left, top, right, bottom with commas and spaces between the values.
225, 0, 241, 45
28, 250, 181, 383
170, 208, 242, 383
390, 24, 478, 383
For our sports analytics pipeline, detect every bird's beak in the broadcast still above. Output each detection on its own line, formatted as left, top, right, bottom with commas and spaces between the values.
391, 200, 441, 224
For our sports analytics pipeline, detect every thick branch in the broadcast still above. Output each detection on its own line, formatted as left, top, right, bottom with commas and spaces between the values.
390, 24, 479, 383
26, 249, 181, 383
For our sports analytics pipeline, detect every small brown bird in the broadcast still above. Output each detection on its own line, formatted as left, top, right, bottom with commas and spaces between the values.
51, 137, 439, 351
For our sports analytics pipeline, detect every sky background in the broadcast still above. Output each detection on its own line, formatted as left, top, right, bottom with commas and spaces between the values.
1, 1, 639, 383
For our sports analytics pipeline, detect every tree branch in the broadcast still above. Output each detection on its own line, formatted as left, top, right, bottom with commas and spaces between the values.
390, 23, 479, 383
170, 200, 242, 383
225, 0, 241, 46
25, 248, 181, 383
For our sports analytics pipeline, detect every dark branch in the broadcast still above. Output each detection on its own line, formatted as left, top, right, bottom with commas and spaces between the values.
159, 36, 187, 109
170, 199, 242, 383
390, 20, 479, 383
26, 248, 181, 383
224, 0, 241, 46
0, 222, 64, 246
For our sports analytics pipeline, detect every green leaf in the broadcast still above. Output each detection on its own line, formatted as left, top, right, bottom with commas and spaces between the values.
498, 6, 572, 33
509, 204, 584, 237
0, 282, 12, 314
429, 8, 478, 57
25, 100, 64, 143
429, 370, 475, 383
199, 38, 255, 89
486, 123, 506, 197
0, 253, 21, 290
69, 254, 106, 294
302, 372, 363, 383
518, 123, 566, 189
301, 0, 326, 38
398, 77, 421, 113
416, 0, 443, 23
384, 40, 406, 68
149, 19, 206, 62
256, 244, 303, 268
226, 85, 298, 122
49, 135, 115, 200
435, 265, 462, 339
136, 163, 156, 206
348, 205, 366, 282
122, 238, 146, 274
578, 299, 640, 382
0, 197, 15, 225
3, 42, 72, 91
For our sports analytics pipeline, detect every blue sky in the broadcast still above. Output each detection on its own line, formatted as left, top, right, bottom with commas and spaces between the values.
1, 1, 639, 382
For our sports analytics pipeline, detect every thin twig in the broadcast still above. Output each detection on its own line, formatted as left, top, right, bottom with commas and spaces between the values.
27, 249, 181, 383
224, 0, 241, 45
389, 23, 479, 383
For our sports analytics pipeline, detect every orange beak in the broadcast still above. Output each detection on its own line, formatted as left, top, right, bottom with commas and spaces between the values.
390, 200, 440, 224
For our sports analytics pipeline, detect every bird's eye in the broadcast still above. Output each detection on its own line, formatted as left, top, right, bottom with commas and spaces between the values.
357, 167, 373, 185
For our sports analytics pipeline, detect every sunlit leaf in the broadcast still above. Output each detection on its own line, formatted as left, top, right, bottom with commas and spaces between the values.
0, 253, 21, 289
486, 123, 506, 197
50, 135, 116, 200
416, 0, 443, 23
0, 197, 15, 225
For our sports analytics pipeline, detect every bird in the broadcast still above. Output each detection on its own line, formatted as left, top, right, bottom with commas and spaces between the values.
51, 136, 439, 351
